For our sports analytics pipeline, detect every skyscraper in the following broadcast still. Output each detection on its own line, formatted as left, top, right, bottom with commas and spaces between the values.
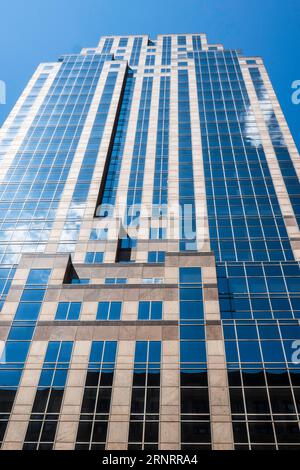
0, 32, 299, 451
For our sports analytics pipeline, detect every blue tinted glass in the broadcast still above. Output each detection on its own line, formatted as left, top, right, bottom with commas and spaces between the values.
180, 325, 205, 340
261, 341, 285, 362
85, 252, 94, 263
53, 369, 68, 387
38, 369, 54, 387
3, 342, 29, 362
236, 325, 258, 340
110, 302, 121, 320
180, 301, 203, 319
0, 370, 22, 387
239, 341, 262, 363
147, 252, 156, 263
180, 288, 202, 301
225, 341, 239, 362
45, 342, 60, 362
97, 302, 109, 320
103, 341, 117, 363
95, 252, 104, 263
152, 302, 162, 320
8, 326, 34, 341
58, 342, 73, 362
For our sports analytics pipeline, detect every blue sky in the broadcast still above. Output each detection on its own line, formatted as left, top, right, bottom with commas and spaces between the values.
0, 0, 299, 148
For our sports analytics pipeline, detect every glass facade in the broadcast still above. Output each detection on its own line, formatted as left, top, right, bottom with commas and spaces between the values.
0, 33, 299, 451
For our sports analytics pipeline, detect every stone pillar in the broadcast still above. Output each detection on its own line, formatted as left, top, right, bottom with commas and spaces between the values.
203, 262, 234, 450
160, 340, 180, 450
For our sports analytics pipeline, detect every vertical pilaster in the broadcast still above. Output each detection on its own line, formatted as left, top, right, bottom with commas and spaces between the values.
188, 65, 210, 252
240, 63, 300, 260
0, 64, 60, 183
106, 341, 135, 450
54, 341, 91, 450
159, 340, 180, 450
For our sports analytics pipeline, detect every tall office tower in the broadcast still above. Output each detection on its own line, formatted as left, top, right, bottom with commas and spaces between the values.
0, 33, 299, 451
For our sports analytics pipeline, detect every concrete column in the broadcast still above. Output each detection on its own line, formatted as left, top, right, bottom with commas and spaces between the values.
0, 63, 60, 183
106, 340, 135, 450
240, 63, 300, 261
202, 260, 234, 450
2, 341, 48, 449
167, 68, 180, 249
160, 340, 180, 450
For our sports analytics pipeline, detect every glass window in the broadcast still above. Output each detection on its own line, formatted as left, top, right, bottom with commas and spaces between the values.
97, 301, 122, 320
55, 302, 82, 320
138, 301, 162, 320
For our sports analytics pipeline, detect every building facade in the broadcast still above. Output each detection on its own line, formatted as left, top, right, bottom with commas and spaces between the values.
0, 33, 299, 450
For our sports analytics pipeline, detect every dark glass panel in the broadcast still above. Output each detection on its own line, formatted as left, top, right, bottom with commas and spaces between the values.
24, 420, 42, 442
181, 388, 209, 414
40, 421, 57, 441
96, 388, 112, 413
81, 388, 97, 414
248, 422, 275, 443
92, 422, 108, 442
181, 422, 211, 443
233, 422, 248, 443
229, 388, 245, 414
130, 388, 145, 414
76, 422, 92, 442
269, 388, 296, 414
144, 421, 159, 442
128, 422, 143, 442
244, 388, 270, 414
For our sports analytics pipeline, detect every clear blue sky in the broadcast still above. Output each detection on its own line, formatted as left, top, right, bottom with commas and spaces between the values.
0, 0, 299, 149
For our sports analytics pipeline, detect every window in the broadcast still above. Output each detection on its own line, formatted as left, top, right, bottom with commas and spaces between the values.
116, 237, 136, 263
55, 302, 82, 320
85, 252, 104, 264
118, 38, 128, 47
104, 278, 127, 285
70, 278, 90, 285
147, 251, 165, 263
97, 302, 122, 320
138, 301, 162, 320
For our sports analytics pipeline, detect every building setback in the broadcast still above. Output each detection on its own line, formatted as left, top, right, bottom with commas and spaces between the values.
0, 33, 299, 450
